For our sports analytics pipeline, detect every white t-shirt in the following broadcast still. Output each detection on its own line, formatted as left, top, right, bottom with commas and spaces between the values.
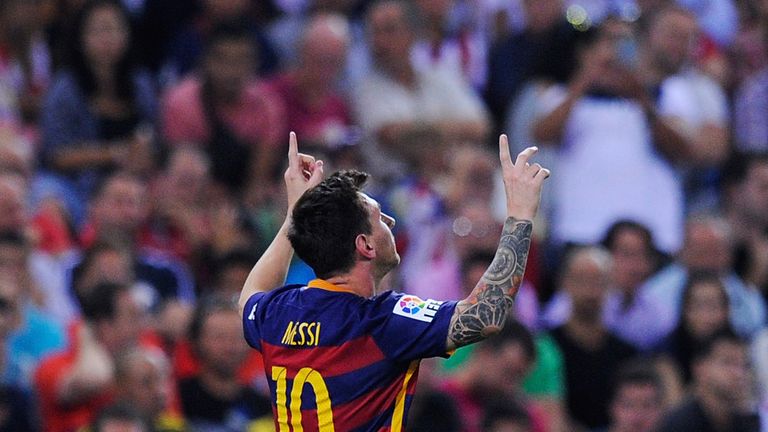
353, 67, 488, 180
657, 69, 728, 132
537, 85, 684, 253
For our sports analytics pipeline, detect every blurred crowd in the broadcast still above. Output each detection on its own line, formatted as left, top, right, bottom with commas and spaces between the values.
0, 0, 766, 431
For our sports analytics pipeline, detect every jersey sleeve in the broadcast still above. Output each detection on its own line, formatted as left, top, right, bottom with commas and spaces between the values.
242, 292, 267, 351
368, 292, 457, 361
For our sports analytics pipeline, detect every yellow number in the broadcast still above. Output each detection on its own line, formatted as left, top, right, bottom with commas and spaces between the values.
271, 366, 335, 431
272, 367, 289, 432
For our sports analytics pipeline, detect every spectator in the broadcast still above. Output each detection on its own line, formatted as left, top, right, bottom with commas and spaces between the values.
641, 214, 766, 339
655, 272, 733, 385
144, 147, 214, 264
600, 361, 665, 432
541, 220, 667, 350
439, 319, 548, 432
548, 246, 637, 429
644, 6, 730, 210
0, 232, 65, 390
267, 13, 354, 159
162, 0, 278, 82
0, 277, 38, 432
722, 152, 768, 302
161, 20, 286, 199
113, 347, 185, 431
485, 0, 576, 129
532, 17, 686, 254
146, 147, 261, 285
73, 172, 195, 309
0, 0, 52, 130
353, 0, 489, 184
34, 282, 148, 432
41, 0, 157, 198
178, 295, 271, 430
209, 249, 258, 297
61, 237, 194, 330
656, 329, 760, 432
81, 171, 149, 246
412, 0, 487, 89
601, 220, 667, 350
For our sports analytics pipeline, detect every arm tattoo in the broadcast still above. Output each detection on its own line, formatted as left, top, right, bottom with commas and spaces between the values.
448, 217, 532, 348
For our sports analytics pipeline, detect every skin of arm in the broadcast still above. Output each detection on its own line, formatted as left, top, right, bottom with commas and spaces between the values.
238, 132, 324, 315
50, 142, 127, 172
446, 136, 549, 350
57, 324, 114, 406
531, 83, 586, 144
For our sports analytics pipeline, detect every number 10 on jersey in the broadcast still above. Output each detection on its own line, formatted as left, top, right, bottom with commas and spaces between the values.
271, 366, 335, 431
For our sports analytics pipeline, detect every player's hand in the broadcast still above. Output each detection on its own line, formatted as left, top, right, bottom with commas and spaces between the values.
285, 131, 324, 211
499, 134, 549, 221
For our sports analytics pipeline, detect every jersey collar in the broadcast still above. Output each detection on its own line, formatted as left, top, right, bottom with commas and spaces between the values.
307, 278, 359, 295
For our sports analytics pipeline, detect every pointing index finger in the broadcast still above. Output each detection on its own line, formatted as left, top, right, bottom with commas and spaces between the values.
288, 131, 299, 170
499, 134, 512, 168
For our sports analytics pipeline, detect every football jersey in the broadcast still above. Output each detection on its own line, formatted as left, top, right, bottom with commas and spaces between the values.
242, 278, 457, 431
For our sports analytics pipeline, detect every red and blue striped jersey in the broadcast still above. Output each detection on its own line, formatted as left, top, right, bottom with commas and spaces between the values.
242, 279, 457, 431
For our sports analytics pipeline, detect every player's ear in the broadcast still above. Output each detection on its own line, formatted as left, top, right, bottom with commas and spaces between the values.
355, 234, 376, 259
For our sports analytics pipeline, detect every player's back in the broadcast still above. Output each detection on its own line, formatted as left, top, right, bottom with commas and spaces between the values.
242, 279, 456, 431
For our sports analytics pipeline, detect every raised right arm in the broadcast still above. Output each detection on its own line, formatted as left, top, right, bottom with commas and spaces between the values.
238, 132, 324, 315
446, 136, 549, 350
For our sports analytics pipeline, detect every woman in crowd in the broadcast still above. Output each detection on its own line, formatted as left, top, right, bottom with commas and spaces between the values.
656, 272, 733, 384
40, 0, 155, 203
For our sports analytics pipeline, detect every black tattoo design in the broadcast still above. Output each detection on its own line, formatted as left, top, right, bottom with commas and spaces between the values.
448, 217, 532, 347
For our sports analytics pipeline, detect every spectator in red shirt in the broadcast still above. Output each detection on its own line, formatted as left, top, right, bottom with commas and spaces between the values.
267, 14, 353, 158
34, 281, 148, 432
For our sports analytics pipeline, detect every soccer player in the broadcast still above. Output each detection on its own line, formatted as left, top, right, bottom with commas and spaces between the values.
239, 132, 549, 430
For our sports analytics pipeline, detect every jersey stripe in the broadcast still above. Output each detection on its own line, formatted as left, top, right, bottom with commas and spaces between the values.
390, 361, 418, 432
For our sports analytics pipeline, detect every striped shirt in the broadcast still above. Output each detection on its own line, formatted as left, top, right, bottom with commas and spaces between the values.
243, 279, 457, 431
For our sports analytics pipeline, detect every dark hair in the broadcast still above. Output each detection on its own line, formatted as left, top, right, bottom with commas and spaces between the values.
460, 249, 496, 284
691, 327, 745, 364
204, 19, 257, 59
610, 360, 664, 403
483, 319, 537, 362
602, 219, 654, 251
214, 249, 257, 276
67, 0, 137, 103
79, 281, 131, 323
721, 151, 768, 190
481, 399, 531, 431
188, 294, 239, 344
72, 235, 134, 292
0, 230, 26, 249
288, 170, 373, 279
601, 219, 662, 267
91, 403, 148, 432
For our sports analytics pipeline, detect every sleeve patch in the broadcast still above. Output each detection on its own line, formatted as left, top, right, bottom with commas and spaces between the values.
392, 295, 444, 322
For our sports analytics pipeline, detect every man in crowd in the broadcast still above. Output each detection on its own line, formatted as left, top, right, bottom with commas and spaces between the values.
656, 329, 760, 431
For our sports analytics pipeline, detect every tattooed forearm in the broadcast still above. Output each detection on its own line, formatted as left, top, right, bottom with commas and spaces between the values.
447, 217, 532, 348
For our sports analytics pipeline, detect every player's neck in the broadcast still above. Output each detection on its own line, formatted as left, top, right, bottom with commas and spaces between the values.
325, 263, 377, 298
